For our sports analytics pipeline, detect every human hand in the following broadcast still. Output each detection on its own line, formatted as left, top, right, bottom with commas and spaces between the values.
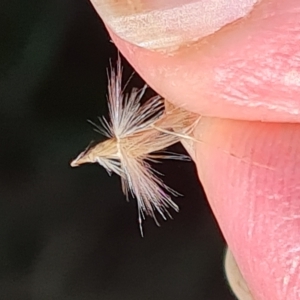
89, 1, 300, 299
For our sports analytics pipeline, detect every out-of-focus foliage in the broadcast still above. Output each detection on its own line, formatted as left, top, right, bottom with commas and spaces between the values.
0, 1, 234, 299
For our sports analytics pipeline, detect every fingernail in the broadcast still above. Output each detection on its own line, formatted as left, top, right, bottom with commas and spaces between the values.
225, 248, 254, 300
90, 0, 258, 50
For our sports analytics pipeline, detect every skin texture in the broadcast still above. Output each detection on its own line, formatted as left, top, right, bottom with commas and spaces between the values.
90, 0, 300, 299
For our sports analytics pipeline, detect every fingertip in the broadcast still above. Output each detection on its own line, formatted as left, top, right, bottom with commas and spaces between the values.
192, 117, 300, 299
104, 0, 300, 123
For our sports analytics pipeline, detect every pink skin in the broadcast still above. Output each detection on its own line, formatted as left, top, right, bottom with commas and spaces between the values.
94, 0, 300, 298
107, 0, 300, 122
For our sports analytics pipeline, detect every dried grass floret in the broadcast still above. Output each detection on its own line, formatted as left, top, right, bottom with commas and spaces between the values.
70, 58, 198, 235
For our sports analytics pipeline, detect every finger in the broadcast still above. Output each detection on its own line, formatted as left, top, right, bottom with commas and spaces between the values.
194, 117, 300, 299
91, 0, 300, 122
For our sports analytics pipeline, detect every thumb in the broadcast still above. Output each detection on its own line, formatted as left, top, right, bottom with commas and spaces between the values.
194, 117, 300, 299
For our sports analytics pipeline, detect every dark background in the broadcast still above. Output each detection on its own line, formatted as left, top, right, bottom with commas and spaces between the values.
0, 0, 235, 299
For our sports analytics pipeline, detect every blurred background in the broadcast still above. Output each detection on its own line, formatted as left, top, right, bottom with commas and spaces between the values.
0, 0, 235, 299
